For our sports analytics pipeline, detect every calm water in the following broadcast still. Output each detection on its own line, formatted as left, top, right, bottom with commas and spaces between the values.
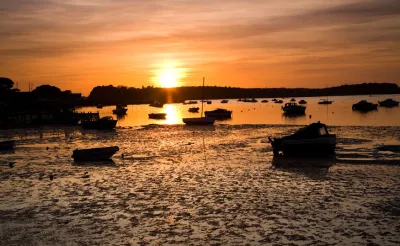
77, 94, 400, 126
1, 95, 400, 245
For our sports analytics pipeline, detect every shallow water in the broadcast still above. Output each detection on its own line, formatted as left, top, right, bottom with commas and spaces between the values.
1, 124, 400, 245
77, 94, 400, 127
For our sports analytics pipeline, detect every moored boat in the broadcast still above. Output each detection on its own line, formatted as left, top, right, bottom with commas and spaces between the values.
188, 107, 199, 113
183, 100, 198, 105
149, 101, 164, 108
243, 98, 257, 103
182, 117, 215, 125
298, 100, 307, 104
261, 100, 269, 103
148, 113, 167, 119
352, 100, 378, 111
96, 104, 103, 109
204, 108, 232, 119
378, 98, 399, 107
72, 146, 119, 161
282, 102, 306, 114
221, 99, 229, 103
268, 122, 336, 156
0, 140, 15, 150
275, 99, 283, 104
318, 99, 333, 105
81, 116, 117, 129
290, 98, 296, 102
112, 105, 128, 114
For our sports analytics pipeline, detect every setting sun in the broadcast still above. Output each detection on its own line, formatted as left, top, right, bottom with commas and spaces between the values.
158, 68, 179, 88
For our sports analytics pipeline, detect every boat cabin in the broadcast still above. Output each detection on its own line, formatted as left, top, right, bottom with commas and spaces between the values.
283, 122, 331, 140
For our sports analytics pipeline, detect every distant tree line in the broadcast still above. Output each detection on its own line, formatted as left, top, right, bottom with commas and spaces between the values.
88, 83, 400, 105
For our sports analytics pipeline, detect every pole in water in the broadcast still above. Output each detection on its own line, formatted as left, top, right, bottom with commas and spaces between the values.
201, 77, 205, 118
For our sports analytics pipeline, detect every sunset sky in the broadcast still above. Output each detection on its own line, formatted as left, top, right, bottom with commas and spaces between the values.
1, 0, 399, 95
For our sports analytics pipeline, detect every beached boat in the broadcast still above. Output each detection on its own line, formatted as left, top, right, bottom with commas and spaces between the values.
379, 98, 399, 107
0, 140, 15, 150
81, 116, 117, 129
183, 77, 215, 126
261, 100, 269, 103
318, 99, 333, 105
148, 113, 167, 119
188, 107, 199, 113
112, 105, 128, 114
204, 108, 232, 119
72, 146, 119, 161
221, 99, 229, 104
298, 100, 307, 104
352, 100, 378, 111
149, 101, 164, 108
268, 122, 336, 156
282, 102, 306, 114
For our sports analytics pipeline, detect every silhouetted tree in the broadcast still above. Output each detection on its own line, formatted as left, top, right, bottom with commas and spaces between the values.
0, 77, 14, 90
32, 84, 62, 99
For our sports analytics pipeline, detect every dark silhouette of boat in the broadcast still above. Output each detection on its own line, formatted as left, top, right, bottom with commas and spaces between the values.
112, 105, 128, 114
275, 99, 283, 104
204, 108, 232, 119
298, 99, 307, 104
72, 146, 119, 161
378, 98, 399, 107
268, 122, 336, 157
96, 104, 103, 109
221, 99, 229, 103
352, 100, 378, 111
149, 101, 164, 108
188, 107, 199, 113
243, 98, 257, 103
148, 113, 167, 119
0, 140, 15, 150
282, 102, 306, 114
183, 100, 198, 105
81, 116, 117, 129
261, 100, 269, 103
318, 99, 333, 105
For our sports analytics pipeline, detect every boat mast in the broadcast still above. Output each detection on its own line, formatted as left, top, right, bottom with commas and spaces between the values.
201, 77, 205, 118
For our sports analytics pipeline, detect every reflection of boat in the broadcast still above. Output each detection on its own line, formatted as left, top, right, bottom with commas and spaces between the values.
221, 99, 229, 103
268, 122, 336, 156
298, 100, 307, 104
378, 98, 399, 107
149, 101, 164, 108
0, 140, 15, 150
318, 99, 333, 105
81, 116, 117, 129
96, 104, 103, 109
112, 105, 128, 114
204, 108, 232, 119
188, 107, 199, 113
282, 102, 306, 114
183, 100, 198, 105
352, 100, 378, 111
183, 77, 215, 126
148, 113, 167, 119
261, 100, 269, 103
72, 146, 119, 161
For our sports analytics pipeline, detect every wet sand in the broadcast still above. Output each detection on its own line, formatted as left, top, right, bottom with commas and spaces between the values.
0, 125, 400, 245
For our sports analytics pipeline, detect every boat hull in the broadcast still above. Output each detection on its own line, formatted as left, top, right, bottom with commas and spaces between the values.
0, 140, 15, 150
182, 117, 215, 125
72, 146, 119, 161
272, 136, 336, 157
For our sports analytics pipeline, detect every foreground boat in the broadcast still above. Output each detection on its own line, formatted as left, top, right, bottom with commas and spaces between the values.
81, 116, 117, 129
204, 108, 232, 119
352, 100, 378, 111
112, 105, 128, 114
269, 122, 336, 156
0, 140, 15, 150
148, 113, 167, 119
282, 102, 306, 114
379, 98, 399, 107
72, 146, 119, 161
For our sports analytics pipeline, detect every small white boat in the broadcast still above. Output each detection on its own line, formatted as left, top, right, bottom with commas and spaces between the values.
0, 140, 15, 150
72, 146, 119, 161
282, 102, 306, 114
318, 99, 333, 105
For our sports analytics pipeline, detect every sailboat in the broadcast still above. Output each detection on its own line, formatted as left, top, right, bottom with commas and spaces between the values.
182, 77, 215, 125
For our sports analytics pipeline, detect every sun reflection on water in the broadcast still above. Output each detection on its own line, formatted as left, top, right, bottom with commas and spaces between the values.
164, 104, 182, 124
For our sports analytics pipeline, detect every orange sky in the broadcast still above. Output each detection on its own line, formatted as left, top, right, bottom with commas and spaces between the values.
1, 0, 399, 95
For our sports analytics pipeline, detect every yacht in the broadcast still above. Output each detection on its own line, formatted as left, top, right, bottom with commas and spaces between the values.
282, 102, 306, 114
